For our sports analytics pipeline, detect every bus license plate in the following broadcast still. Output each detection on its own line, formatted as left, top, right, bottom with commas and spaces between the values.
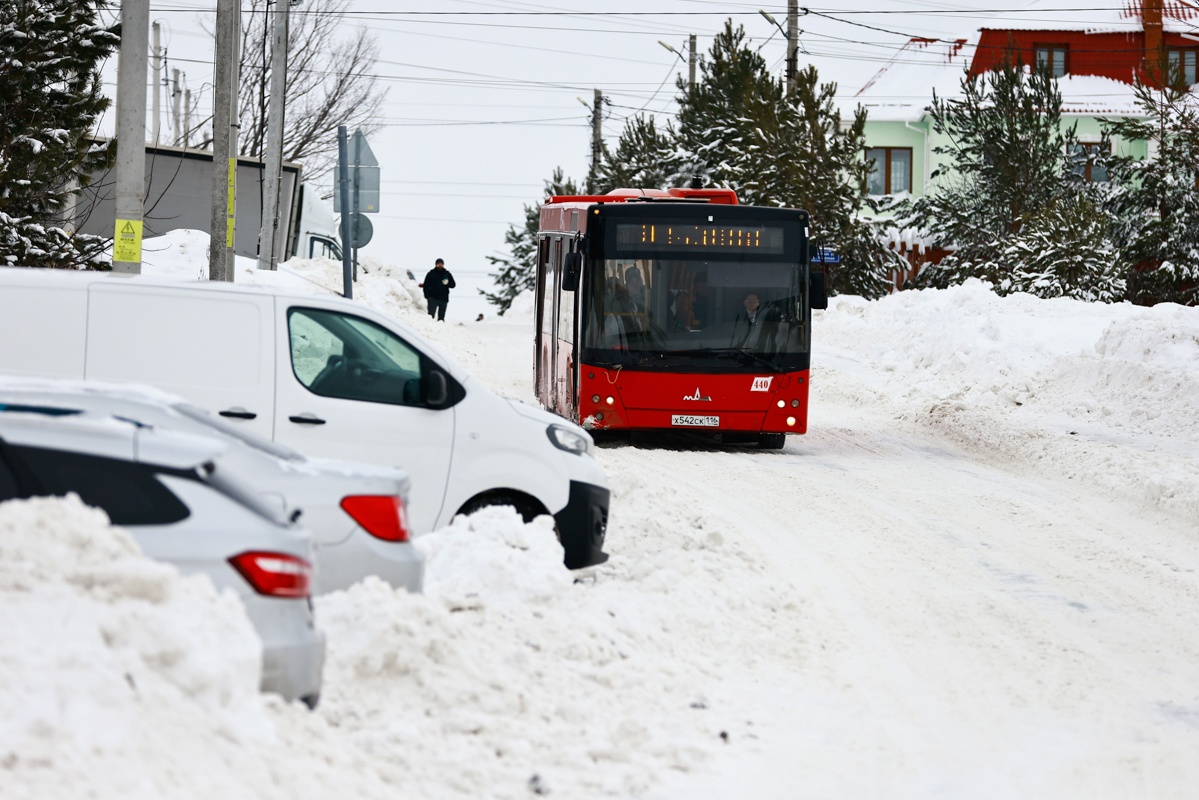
671, 414, 719, 427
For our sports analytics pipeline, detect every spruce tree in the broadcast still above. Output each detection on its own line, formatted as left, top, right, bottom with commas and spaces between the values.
483, 168, 582, 315
0, 0, 119, 269
672, 22, 774, 191
675, 26, 894, 298
594, 115, 681, 194
909, 63, 1070, 288
1103, 81, 1199, 306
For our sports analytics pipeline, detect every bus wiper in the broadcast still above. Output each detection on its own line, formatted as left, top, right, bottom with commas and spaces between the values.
702, 347, 783, 373
738, 350, 784, 372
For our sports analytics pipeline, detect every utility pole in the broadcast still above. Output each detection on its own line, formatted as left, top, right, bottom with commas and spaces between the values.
183, 86, 192, 147
151, 21, 162, 143
336, 126, 354, 299
208, 0, 237, 281
689, 34, 697, 89
226, 20, 241, 268
171, 68, 182, 145
112, 0, 149, 274
786, 0, 799, 94
590, 88, 603, 193
258, 0, 290, 271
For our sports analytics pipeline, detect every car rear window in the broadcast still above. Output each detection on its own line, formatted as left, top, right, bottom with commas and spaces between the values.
0, 452, 17, 502
14, 445, 190, 525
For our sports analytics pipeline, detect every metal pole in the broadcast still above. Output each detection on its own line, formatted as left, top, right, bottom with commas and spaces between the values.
590, 88, 602, 193
689, 34, 697, 89
258, 0, 289, 271
786, 0, 799, 94
337, 126, 353, 299
226, 19, 241, 271
151, 21, 161, 143
171, 68, 182, 145
208, 0, 236, 281
352, 133, 360, 282
183, 86, 192, 147
112, 0, 149, 274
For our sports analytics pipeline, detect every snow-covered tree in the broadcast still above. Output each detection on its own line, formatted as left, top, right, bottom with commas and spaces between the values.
672, 22, 772, 192
994, 190, 1126, 301
909, 64, 1070, 282
483, 168, 581, 315
672, 25, 894, 298
1103, 81, 1199, 306
0, 0, 118, 269
594, 115, 681, 194
907, 63, 1130, 301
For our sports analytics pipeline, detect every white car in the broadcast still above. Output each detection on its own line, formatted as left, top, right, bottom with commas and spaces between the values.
0, 404, 325, 706
0, 378, 423, 595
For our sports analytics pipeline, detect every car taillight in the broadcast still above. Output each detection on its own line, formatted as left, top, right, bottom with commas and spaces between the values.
340, 495, 409, 542
228, 551, 312, 598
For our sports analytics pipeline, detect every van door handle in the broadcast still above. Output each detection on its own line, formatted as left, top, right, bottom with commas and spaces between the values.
218, 408, 257, 420
288, 414, 327, 425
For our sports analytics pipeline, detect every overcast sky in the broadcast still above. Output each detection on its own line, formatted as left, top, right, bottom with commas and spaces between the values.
105, 1, 1117, 315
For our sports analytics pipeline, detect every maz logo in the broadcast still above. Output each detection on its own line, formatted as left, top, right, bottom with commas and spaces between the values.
683, 387, 712, 402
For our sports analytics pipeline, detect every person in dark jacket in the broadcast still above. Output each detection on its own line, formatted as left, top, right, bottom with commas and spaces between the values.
420, 258, 456, 321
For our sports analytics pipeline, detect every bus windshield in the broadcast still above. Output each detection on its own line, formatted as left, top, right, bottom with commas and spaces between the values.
582, 257, 809, 370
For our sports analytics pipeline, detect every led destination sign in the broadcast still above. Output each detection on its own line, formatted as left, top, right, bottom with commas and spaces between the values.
613, 222, 786, 255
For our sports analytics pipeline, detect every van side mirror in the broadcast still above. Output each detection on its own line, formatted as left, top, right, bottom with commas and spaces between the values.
562, 252, 582, 292
424, 369, 448, 407
809, 270, 828, 310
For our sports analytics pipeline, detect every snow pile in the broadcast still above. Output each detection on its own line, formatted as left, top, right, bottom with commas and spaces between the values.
415, 505, 572, 608
0, 495, 271, 795
817, 280, 1199, 518
314, 483, 804, 799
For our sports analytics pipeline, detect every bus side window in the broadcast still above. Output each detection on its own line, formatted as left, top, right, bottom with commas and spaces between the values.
539, 238, 553, 337
558, 244, 575, 344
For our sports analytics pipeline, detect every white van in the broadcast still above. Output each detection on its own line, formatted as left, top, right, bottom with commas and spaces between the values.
0, 267, 610, 569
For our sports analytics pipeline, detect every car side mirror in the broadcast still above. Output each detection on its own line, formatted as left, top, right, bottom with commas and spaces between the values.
562, 252, 582, 292
425, 369, 448, 407
809, 270, 828, 310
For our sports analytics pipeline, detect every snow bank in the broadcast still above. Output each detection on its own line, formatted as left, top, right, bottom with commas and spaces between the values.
0, 495, 270, 796
314, 487, 805, 800
817, 280, 1199, 519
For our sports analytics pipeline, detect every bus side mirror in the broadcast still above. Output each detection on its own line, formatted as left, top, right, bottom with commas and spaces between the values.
810, 271, 828, 310
563, 252, 582, 292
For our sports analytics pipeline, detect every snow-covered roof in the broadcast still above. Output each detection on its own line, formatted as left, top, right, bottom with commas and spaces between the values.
980, 0, 1199, 35
857, 64, 1145, 121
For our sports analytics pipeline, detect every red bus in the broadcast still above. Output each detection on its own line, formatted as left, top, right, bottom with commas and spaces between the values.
534, 187, 827, 448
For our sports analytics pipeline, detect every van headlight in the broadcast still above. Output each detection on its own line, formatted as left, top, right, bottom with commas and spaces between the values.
547, 424, 591, 456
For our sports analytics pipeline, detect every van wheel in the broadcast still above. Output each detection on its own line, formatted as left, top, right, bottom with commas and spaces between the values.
457, 491, 546, 525
757, 432, 786, 450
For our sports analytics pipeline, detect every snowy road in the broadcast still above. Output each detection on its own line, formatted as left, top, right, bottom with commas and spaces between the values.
634, 366, 1199, 797
436, 290, 1199, 797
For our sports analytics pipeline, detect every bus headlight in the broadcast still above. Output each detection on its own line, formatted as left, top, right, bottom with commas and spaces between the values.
547, 424, 591, 456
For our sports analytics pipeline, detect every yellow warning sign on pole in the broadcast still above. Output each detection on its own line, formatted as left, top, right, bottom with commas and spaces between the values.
226, 157, 236, 248
113, 218, 143, 264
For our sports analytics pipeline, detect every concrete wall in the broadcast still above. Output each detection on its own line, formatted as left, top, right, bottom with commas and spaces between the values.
76, 143, 301, 261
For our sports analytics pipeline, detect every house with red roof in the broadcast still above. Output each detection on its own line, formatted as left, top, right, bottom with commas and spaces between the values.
856, 0, 1199, 274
